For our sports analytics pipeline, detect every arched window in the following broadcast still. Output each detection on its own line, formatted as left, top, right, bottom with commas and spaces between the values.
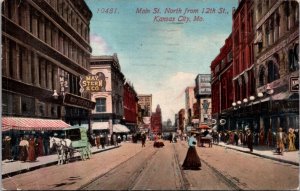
259, 66, 265, 86
267, 61, 280, 83
289, 44, 299, 72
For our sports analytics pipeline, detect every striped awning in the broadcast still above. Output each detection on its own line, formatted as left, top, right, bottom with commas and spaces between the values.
92, 122, 109, 130
2, 117, 70, 131
113, 124, 130, 133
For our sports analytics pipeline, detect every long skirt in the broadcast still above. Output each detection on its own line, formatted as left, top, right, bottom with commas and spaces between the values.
182, 146, 201, 170
19, 146, 28, 162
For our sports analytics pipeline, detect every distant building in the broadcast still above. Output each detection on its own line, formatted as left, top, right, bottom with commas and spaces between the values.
137, 94, 152, 116
185, 87, 197, 125
151, 105, 162, 134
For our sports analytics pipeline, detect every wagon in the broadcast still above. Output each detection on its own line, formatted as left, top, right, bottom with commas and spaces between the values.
62, 126, 92, 160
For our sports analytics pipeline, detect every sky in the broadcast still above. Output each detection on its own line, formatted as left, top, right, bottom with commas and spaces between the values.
85, 0, 238, 122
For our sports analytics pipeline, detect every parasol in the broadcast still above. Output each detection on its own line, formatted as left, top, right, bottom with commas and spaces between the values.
199, 124, 211, 129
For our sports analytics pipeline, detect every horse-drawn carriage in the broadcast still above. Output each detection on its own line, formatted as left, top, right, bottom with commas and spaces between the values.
50, 126, 92, 165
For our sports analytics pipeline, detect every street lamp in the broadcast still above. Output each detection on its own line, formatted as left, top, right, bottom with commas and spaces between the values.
243, 98, 248, 103
237, 100, 242, 105
52, 90, 59, 99
232, 102, 237, 107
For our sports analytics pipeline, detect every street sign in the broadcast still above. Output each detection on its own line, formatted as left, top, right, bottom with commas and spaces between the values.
290, 77, 299, 92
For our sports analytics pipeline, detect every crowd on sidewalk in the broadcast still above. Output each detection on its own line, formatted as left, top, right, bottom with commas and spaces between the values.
213, 127, 299, 154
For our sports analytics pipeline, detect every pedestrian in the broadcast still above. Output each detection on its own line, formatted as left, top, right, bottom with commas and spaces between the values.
37, 135, 44, 156
95, 134, 100, 149
267, 129, 273, 147
141, 133, 146, 147
100, 134, 106, 149
276, 127, 286, 155
28, 135, 37, 162
182, 134, 201, 170
288, 128, 296, 151
169, 134, 173, 143
117, 135, 121, 144
19, 137, 29, 162
294, 129, 299, 150
259, 129, 265, 145
247, 129, 253, 152
3, 136, 12, 161
234, 131, 239, 146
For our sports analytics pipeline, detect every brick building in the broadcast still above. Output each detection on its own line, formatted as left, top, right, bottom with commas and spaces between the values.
123, 81, 138, 133
210, 34, 233, 130
151, 105, 162, 135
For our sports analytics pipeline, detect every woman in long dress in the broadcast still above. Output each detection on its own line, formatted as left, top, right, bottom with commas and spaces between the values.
288, 128, 296, 151
28, 136, 36, 162
182, 134, 201, 170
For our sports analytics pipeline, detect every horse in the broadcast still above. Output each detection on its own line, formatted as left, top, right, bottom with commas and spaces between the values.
49, 137, 73, 165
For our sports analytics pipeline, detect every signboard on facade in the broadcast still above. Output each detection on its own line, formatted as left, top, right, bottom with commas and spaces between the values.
290, 77, 299, 92
63, 93, 96, 110
196, 74, 211, 95
79, 73, 106, 92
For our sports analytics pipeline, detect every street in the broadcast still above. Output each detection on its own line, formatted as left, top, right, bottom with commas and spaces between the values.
2, 140, 298, 190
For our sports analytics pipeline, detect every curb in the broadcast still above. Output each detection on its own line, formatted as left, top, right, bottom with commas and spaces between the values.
2, 145, 121, 179
214, 143, 299, 166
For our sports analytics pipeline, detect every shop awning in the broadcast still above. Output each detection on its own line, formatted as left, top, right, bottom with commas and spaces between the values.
2, 117, 70, 132
113, 124, 130, 133
92, 122, 109, 130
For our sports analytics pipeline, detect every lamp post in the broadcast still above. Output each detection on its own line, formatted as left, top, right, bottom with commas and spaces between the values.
232, 102, 237, 131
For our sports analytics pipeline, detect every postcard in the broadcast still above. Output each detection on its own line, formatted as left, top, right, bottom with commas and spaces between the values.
1, 0, 299, 190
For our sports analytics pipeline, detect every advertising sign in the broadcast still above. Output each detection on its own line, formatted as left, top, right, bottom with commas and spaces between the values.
196, 74, 211, 95
79, 73, 106, 92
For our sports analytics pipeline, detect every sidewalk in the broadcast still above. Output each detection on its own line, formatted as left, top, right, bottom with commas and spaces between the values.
214, 142, 299, 166
2, 144, 120, 178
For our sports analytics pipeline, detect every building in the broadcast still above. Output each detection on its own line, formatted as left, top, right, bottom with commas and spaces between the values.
123, 81, 138, 133
253, 0, 299, 141
2, 0, 95, 133
194, 74, 212, 125
151, 105, 162, 135
90, 54, 125, 135
178, 109, 185, 134
210, 34, 233, 131
185, 87, 197, 126
230, 0, 256, 132
137, 94, 152, 132
137, 94, 152, 117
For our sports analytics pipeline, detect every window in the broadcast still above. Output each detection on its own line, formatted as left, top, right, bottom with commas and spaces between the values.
96, 98, 106, 112
267, 61, 280, 83
259, 66, 265, 86
289, 45, 299, 72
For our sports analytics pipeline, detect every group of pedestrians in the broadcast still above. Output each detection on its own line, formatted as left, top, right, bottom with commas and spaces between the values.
217, 127, 298, 154
2, 134, 51, 163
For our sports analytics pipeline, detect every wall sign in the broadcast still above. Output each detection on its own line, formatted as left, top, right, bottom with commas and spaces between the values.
79, 73, 106, 92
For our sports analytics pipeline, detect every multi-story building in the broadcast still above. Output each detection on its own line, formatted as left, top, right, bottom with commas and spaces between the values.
230, 0, 256, 131
185, 87, 197, 126
210, 34, 233, 131
2, 0, 94, 133
178, 109, 185, 134
123, 81, 138, 133
137, 94, 152, 117
90, 54, 125, 135
194, 74, 212, 125
137, 94, 152, 132
151, 105, 162, 135
253, 0, 299, 142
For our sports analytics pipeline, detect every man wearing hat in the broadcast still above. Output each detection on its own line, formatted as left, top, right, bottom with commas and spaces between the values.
3, 136, 12, 161
276, 127, 286, 155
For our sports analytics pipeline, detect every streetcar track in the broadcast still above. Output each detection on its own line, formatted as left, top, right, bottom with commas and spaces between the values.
179, 142, 243, 191
79, 147, 158, 190
172, 143, 190, 190
127, 149, 160, 190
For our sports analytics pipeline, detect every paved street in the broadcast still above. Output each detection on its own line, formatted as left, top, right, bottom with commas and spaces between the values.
2, 140, 299, 190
